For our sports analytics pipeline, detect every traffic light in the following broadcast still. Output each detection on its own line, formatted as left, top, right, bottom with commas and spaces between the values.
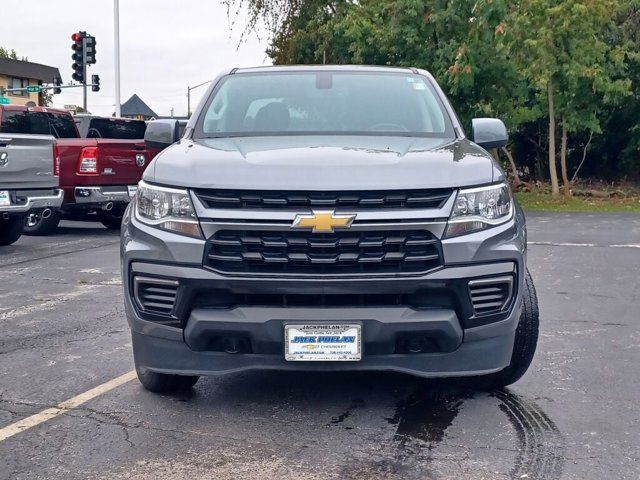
71, 31, 85, 83
91, 75, 100, 92
85, 36, 96, 65
53, 78, 62, 95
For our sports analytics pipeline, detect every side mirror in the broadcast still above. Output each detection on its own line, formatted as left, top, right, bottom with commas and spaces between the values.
471, 118, 508, 149
144, 119, 181, 150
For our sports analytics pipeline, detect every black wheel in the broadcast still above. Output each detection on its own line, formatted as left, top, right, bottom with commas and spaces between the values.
99, 211, 124, 230
23, 210, 60, 236
135, 366, 199, 393
474, 269, 539, 389
0, 216, 25, 246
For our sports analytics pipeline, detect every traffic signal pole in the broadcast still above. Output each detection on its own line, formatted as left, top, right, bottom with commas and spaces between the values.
82, 36, 88, 112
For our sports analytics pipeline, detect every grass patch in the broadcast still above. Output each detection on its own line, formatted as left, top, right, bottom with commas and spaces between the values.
515, 191, 640, 213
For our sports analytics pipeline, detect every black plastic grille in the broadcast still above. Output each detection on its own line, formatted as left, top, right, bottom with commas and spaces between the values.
194, 188, 452, 210
134, 277, 179, 315
468, 276, 514, 315
205, 229, 443, 275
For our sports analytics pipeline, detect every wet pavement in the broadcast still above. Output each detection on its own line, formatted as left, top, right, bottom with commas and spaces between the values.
0, 213, 638, 479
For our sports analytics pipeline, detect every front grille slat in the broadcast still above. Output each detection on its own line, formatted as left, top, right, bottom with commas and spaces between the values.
468, 276, 514, 316
205, 229, 443, 275
195, 188, 453, 210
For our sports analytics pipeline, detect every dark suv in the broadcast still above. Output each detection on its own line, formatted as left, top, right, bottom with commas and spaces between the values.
121, 66, 538, 393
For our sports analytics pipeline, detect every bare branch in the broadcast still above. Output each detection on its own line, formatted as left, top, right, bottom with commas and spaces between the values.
570, 130, 594, 184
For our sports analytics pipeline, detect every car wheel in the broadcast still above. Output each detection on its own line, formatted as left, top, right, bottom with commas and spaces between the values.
473, 269, 539, 390
99, 211, 124, 230
23, 210, 60, 236
135, 366, 200, 393
0, 216, 25, 246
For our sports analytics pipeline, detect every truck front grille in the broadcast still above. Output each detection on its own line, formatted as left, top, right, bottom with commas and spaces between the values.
194, 188, 452, 210
204, 229, 444, 275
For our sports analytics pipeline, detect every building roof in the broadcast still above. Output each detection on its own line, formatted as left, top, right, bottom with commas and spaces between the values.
121, 94, 157, 118
0, 57, 62, 83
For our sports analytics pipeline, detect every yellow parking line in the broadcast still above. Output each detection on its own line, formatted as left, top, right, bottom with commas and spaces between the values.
0, 370, 136, 442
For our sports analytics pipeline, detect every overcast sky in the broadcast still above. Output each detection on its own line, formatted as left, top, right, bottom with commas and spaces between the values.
3, 0, 269, 116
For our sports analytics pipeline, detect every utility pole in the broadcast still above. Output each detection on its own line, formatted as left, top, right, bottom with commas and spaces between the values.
114, 0, 121, 117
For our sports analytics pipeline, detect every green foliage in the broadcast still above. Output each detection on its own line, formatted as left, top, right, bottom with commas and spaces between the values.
0, 47, 20, 60
229, 1, 640, 179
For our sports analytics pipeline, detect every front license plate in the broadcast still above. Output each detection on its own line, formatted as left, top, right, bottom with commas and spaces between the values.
127, 185, 138, 198
285, 324, 361, 362
0, 190, 10, 206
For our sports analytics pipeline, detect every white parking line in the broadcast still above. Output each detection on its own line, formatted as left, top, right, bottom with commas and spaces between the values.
0, 370, 136, 443
0, 279, 121, 321
528, 241, 640, 249
528, 241, 596, 247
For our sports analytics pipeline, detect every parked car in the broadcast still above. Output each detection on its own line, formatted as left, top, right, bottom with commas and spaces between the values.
73, 115, 147, 139
0, 133, 62, 246
121, 65, 538, 394
0, 105, 160, 233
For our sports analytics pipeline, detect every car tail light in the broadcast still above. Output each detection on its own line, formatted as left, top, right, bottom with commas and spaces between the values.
77, 146, 98, 174
53, 144, 60, 176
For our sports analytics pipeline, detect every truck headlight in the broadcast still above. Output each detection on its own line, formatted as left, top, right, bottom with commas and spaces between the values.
135, 180, 202, 238
445, 183, 513, 238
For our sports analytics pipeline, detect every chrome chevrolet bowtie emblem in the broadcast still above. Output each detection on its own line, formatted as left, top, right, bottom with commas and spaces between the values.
0, 152, 8, 167
292, 210, 356, 233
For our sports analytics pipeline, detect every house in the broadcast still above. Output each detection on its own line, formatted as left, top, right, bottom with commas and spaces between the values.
120, 94, 157, 120
0, 57, 62, 106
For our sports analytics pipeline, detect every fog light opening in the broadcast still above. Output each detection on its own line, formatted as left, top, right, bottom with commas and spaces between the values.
396, 335, 440, 354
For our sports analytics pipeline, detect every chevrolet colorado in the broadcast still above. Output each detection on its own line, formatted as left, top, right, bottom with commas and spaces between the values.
121, 66, 538, 393
0, 106, 159, 233
0, 133, 62, 246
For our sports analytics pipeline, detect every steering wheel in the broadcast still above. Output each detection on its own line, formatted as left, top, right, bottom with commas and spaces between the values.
367, 122, 409, 132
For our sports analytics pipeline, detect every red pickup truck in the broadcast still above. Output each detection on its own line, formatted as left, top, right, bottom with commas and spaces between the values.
0, 105, 160, 233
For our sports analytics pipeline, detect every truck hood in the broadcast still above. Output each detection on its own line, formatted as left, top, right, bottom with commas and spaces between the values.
147, 136, 499, 190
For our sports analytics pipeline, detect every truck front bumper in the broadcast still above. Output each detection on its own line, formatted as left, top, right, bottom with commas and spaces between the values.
124, 260, 521, 378
0, 188, 64, 215
122, 202, 527, 379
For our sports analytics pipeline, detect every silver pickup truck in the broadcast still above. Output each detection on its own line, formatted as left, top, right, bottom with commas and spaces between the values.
0, 134, 64, 246
122, 65, 538, 394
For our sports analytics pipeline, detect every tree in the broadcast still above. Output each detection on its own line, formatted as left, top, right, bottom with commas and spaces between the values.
503, 0, 631, 196
0, 47, 20, 60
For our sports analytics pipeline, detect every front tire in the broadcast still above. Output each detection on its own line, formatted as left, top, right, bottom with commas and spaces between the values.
135, 366, 200, 393
24, 210, 60, 236
475, 269, 539, 389
0, 216, 25, 246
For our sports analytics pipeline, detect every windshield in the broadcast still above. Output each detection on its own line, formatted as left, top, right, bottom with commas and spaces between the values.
0, 110, 78, 138
195, 71, 455, 138
86, 118, 147, 139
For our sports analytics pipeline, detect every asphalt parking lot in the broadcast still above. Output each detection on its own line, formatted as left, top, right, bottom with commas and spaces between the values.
0, 212, 638, 480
